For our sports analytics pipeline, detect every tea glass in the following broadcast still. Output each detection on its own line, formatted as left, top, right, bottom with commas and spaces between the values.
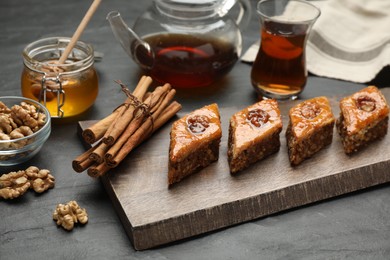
251, 0, 320, 100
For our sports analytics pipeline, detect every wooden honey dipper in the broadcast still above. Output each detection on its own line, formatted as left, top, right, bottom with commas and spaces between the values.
31, 0, 102, 100
58, 0, 102, 64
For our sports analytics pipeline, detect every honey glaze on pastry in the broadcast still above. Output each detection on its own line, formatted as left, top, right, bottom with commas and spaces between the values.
286, 96, 335, 165
228, 99, 283, 174
168, 103, 222, 185
336, 86, 389, 154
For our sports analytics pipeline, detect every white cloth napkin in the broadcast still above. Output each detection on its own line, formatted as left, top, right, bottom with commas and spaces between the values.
242, 0, 390, 83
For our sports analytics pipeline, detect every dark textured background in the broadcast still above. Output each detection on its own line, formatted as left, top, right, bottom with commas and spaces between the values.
1, 0, 389, 259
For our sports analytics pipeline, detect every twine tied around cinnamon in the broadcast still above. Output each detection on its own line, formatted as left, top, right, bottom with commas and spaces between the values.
114, 80, 155, 136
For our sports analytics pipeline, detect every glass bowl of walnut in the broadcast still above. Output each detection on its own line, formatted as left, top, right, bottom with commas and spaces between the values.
0, 96, 51, 166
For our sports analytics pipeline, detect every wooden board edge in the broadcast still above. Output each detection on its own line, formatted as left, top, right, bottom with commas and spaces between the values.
127, 160, 390, 250
100, 174, 135, 246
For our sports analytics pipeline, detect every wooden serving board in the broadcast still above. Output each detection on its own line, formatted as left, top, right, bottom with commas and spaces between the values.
79, 89, 390, 250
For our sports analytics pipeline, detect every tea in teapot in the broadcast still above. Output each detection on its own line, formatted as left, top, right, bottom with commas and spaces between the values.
107, 0, 251, 88
135, 33, 238, 88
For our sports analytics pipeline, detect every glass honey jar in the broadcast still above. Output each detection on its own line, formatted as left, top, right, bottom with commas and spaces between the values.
21, 37, 98, 118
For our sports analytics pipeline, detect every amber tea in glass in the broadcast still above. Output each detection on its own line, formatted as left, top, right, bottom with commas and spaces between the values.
251, 0, 320, 100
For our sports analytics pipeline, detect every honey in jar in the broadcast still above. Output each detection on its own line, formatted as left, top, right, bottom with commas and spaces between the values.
21, 37, 98, 118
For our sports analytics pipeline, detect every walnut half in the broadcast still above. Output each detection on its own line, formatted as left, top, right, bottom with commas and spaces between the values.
0, 170, 30, 199
53, 200, 88, 231
0, 166, 55, 199
25, 166, 55, 193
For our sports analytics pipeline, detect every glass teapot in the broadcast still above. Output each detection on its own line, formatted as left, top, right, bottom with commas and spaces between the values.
107, 0, 251, 88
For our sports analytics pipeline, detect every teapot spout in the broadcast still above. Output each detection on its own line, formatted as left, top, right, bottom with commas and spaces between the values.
106, 11, 154, 70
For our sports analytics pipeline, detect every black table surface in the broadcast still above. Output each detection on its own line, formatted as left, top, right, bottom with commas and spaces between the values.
1, 0, 389, 259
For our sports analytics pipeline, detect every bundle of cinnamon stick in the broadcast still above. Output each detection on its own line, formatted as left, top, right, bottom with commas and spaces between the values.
72, 76, 182, 177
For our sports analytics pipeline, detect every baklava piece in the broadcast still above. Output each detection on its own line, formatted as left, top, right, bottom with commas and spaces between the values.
286, 96, 335, 165
228, 99, 282, 174
168, 103, 222, 185
336, 86, 389, 154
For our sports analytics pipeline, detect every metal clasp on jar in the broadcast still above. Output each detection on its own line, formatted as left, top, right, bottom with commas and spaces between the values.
39, 74, 65, 118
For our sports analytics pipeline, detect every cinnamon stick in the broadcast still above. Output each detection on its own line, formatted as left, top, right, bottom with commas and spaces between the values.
103, 86, 172, 163
146, 84, 172, 114
132, 76, 152, 99
104, 114, 144, 163
143, 91, 152, 101
82, 112, 118, 144
106, 98, 181, 168
72, 143, 100, 172
102, 77, 152, 145
89, 142, 110, 163
81, 76, 151, 144
104, 88, 171, 167
152, 101, 182, 131
73, 157, 94, 173
87, 162, 110, 178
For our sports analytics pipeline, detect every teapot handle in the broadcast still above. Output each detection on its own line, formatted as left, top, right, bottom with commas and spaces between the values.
219, 0, 251, 31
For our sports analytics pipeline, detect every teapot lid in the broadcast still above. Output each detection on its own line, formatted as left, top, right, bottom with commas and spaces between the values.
155, 0, 225, 19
